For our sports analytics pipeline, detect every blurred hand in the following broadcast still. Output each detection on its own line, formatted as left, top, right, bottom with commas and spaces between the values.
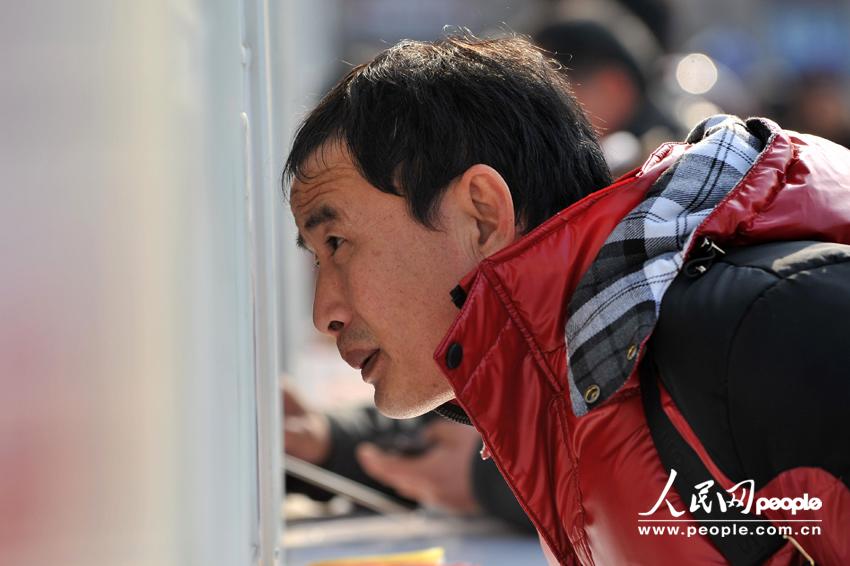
356, 420, 482, 514
281, 383, 331, 465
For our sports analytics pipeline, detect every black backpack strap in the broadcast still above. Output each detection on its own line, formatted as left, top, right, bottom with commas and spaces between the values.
640, 354, 787, 565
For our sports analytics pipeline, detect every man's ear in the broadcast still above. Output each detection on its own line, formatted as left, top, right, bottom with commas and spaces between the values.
447, 164, 517, 260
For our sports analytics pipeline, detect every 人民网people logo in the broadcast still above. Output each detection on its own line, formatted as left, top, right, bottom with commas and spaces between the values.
639, 469, 823, 517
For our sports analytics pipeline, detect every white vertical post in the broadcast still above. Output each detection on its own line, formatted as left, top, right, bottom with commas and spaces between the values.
239, 0, 283, 564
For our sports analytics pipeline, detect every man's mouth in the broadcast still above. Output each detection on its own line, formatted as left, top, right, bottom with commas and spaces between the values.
340, 347, 381, 382
360, 349, 381, 382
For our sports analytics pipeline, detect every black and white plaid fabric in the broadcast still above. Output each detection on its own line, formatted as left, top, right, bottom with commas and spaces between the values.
566, 115, 768, 416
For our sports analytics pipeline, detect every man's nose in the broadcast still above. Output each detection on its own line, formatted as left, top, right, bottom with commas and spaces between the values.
312, 265, 351, 337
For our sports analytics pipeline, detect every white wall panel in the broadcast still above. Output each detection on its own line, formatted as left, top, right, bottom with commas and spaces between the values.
0, 1, 283, 564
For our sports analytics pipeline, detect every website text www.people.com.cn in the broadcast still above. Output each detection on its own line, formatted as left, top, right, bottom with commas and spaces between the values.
637, 521, 822, 539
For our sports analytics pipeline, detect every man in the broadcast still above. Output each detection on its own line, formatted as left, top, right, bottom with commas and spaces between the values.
285, 34, 850, 565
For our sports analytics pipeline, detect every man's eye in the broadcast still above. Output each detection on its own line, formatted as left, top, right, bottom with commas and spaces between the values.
325, 236, 345, 253
312, 237, 346, 269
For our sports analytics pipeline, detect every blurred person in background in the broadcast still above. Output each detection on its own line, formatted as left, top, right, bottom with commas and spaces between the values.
542, 0, 670, 54
284, 33, 850, 565
534, 20, 684, 175
779, 71, 850, 150
282, 383, 533, 531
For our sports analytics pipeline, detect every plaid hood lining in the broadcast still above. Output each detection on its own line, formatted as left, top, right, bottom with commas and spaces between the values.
565, 114, 767, 416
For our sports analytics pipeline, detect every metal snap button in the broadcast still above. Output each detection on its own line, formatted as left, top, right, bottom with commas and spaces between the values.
584, 384, 601, 404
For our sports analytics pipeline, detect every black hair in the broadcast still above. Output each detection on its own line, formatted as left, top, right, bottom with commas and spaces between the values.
284, 33, 611, 233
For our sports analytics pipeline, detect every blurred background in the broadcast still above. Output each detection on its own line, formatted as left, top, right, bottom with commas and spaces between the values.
1, 1, 848, 566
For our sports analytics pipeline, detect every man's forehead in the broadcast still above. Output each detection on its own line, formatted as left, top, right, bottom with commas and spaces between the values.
291, 143, 360, 248
290, 141, 357, 205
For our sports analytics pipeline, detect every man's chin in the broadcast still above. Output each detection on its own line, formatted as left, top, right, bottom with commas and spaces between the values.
372, 385, 455, 419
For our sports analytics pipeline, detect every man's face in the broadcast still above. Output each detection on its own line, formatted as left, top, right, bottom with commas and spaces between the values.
291, 142, 477, 418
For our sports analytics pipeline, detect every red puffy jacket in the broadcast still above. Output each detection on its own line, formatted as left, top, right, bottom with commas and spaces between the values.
434, 119, 850, 565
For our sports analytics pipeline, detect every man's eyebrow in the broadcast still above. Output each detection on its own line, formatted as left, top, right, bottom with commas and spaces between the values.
295, 205, 339, 249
